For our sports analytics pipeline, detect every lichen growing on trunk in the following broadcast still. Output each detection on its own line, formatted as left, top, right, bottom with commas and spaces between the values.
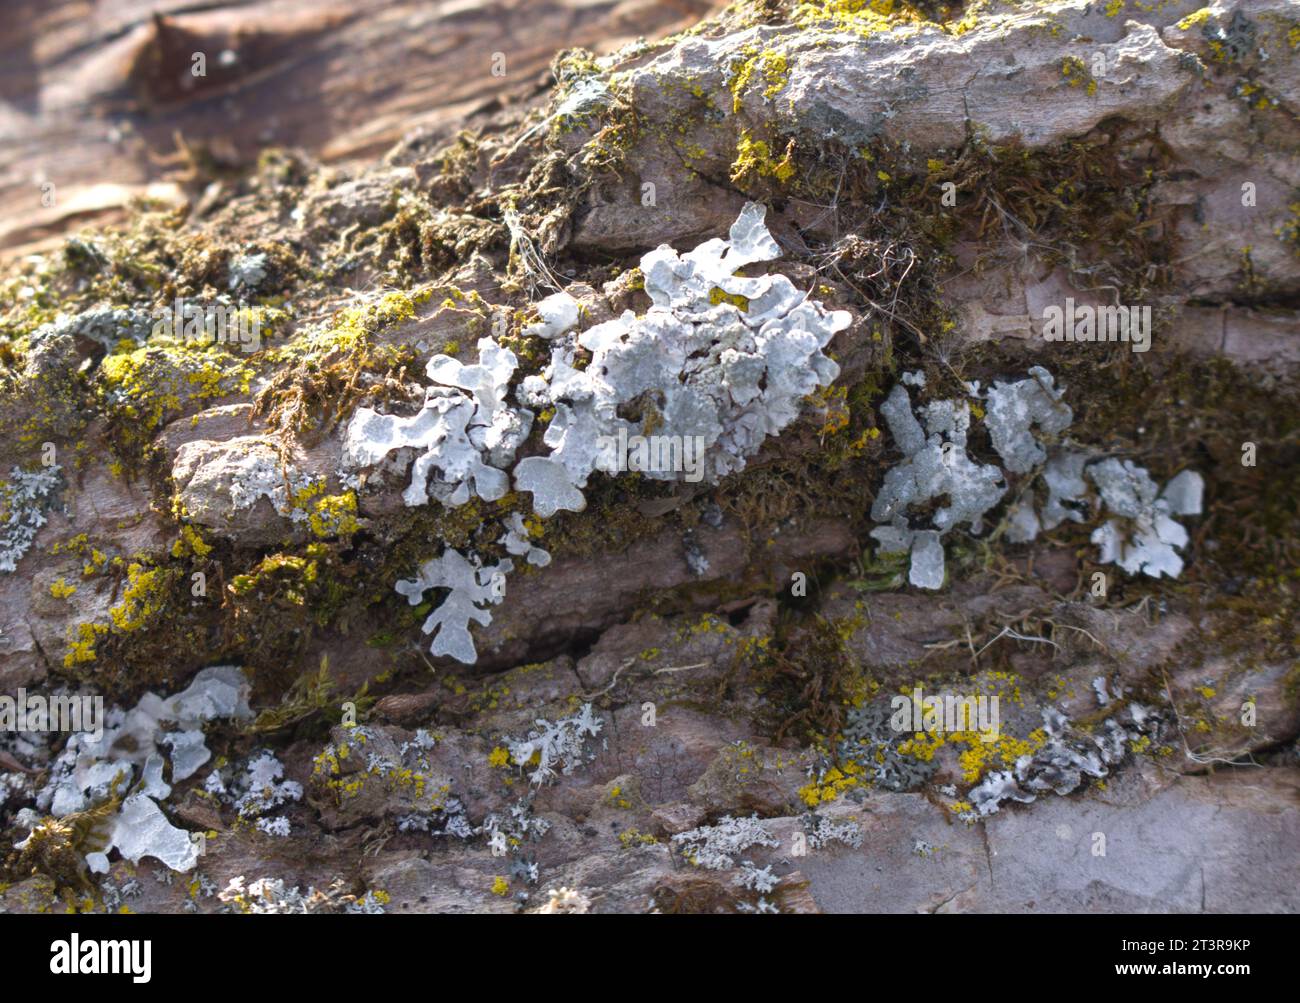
0, 0, 1297, 915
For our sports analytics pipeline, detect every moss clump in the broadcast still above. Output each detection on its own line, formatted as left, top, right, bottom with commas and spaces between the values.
247, 657, 373, 736
230, 545, 340, 615
58, 551, 226, 695
743, 614, 871, 744
62, 559, 182, 674
254, 290, 428, 438
2, 774, 124, 893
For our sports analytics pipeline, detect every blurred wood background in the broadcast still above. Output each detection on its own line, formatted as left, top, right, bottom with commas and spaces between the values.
0, 0, 716, 258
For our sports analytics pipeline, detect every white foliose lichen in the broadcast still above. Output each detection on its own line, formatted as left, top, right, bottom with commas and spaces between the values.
514, 202, 851, 516
503, 702, 603, 785
872, 367, 1203, 585
869, 379, 1006, 589
206, 750, 305, 830
523, 291, 581, 340
1005, 452, 1202, 578
1087, 461, 1203, 579
671, 814, 780, 870
24, 666, 251, 874
398, 796, 474, 839
501, 512, 551, 568
983, 366, 1074, 474
343, 337, 533, 507
0, 465, 62, 573
394, 549, 513, 665
362, 204, 851, 663
482, 800, 552, 850
173, 436, 323, 529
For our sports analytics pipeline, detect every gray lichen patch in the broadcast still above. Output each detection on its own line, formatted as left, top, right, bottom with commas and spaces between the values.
984, 366, 1073, 474
869, 380, 1005, 589
31, 307, 153, 355
501, 512, 551, 568
0, 464, 62, 573
18, 666, 251, 876
513, 201, 850, 515
343, 336, 532, 508
227, 252, 268, 293
671, 814, 779, 871
502, 702, 603, 785
967, 703, 1164, 818
370, 202, 851, 661
870, 366, 1205, 587
394, 549, 513, 665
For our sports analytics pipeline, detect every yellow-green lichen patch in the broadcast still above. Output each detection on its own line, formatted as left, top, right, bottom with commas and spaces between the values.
730, 129, 797, 185
1061, 55, 1098, 96
1176, 7, 1213, 31
97, 335, 257, 462
285, 481, 362, 539
793, 0, 927, 39
170, 523, 213, 560
49, 577, 77, 599
728, 44, 792, 113
60, 558, 193, 684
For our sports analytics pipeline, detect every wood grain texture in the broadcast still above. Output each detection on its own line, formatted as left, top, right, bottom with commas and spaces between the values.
0, 0, 716, 256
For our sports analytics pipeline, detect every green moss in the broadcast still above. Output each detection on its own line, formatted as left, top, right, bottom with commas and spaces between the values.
247, 657, 373, 735
254, 290, 428, 437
